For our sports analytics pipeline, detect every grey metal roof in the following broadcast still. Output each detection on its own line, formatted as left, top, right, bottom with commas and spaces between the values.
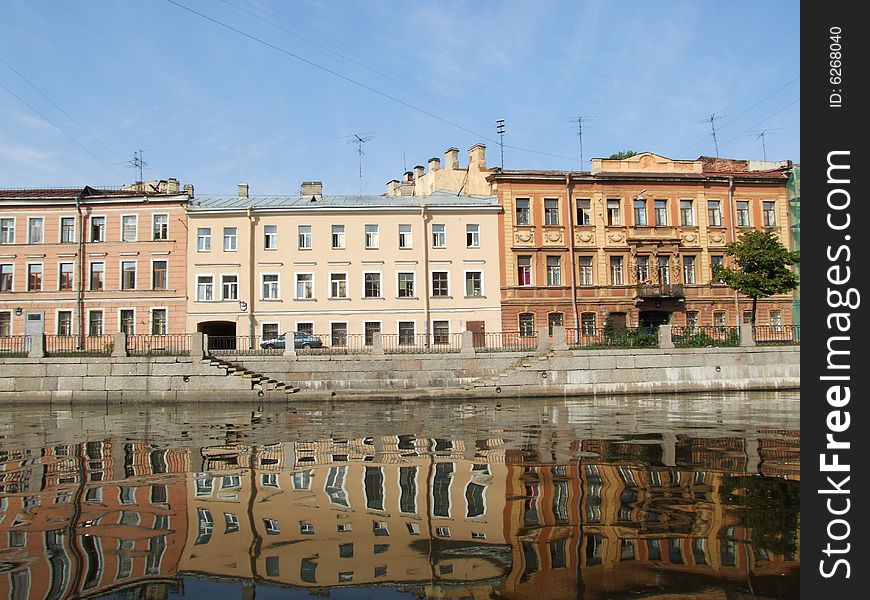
189, 189, 499, 211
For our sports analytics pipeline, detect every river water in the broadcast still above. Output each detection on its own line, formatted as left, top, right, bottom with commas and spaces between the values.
0, 391, 799, 599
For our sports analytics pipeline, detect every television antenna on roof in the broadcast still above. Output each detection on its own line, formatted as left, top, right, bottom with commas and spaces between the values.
698, 112, 725, 157
128, 149, 147, 185
566, 115, 595, 169
748, 128, 780, 161
342, 133, 374, 193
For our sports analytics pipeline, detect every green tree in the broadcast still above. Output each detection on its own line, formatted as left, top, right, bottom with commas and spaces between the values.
712, 230, 799, 324
608, 150, 638, 160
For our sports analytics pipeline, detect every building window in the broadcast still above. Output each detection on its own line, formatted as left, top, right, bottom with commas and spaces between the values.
0, 218, 14, 244
59, 262, 74, 290
763, 201, 776, 227
548, 312, 563, 336
633, 198, 647, 226
432, 271, 449, 297
710, 255, 724, 282
684, 310, 699, 331
770, 309, 783, 332
683, 256, 696, 284
578, 256, 593, 285
636, 256, 650, 283
57, 310, 73, 336
259, 274, 278, 299
0, 264, 12, 292
332, 225, 345, 249
432, 320, 450, 344
330, 273, 347, 299
517, 255, 532, 286
654, 200, 668, 226
397, 272, 415, 297
197, 276, 214, 301
742, 311, 754, 324
262, 323, 279, 339
544, 198, 560, 225
432, 224, 446, 248
27, 264, 42, 292
398, 322, 415, 345
680, 199, 694, 226
90, 262, 104, 291
120, 309, 135, 335
606, 199, 621, 226
610, 256, 624, 285
60, 217, 75, 243
736, 201, 750, 227
151, 309, 167, 335
223, 227, 237, 251
465, 271, 482, 297
576, 199, 592, 225
714, 311, 727, 329
466, 224, 480, 247
264, 225, 278, 249
515, 198, 530, 225
122, 215, 137, 242
657, 256, 670, 284
221, 275, 238, 300
88, 310, 103, 336
296, 322, 314, 336
90, 216, 105, 242
519, 313, 535, 337
298, 225, 312, 249
197, 228, 211, 251
0, 311, 10, 336
28, 217, 44, 244
364, 224, 379, 248
705, 200, 722, 227
295, 273, 313, 299
152, 260, 168, 289
121, 261, 136, 290
331, 322, 348, 347
581, 312, 596, 335
546, 256, 561, 286
364, 272, 381, 298
364, 322, 381, 346
153, 214, 169, 240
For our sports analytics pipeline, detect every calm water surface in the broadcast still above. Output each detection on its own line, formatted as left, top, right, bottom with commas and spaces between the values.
0, 391, 800, 599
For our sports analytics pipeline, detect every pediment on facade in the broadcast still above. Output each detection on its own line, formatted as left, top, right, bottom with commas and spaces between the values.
591, 152, 702, 175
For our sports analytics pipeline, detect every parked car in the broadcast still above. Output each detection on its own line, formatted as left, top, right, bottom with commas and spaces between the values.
260, 331, 324, 350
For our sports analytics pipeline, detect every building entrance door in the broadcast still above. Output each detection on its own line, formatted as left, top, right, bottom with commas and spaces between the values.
466, 321, 485, 348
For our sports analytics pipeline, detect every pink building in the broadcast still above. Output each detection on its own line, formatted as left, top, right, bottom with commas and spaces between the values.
0, 183, 190, 339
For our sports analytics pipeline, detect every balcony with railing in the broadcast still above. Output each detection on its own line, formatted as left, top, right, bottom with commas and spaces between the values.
635, 283, 685, 299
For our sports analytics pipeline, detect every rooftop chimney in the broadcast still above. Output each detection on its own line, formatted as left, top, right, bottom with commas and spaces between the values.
403, 170, 414, 183
386, 179, 401, 196
428, 157, 441, 172
166, 178, 180, 194
414, 165, 425, 179
183, 183, 195, 197
468, 144, 486, 170
238, 183, 249, 198
444, 147, 460, 170
301, 181, 323, 196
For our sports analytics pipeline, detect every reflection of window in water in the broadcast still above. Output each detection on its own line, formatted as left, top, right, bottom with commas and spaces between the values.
195, 475, 213, 497
10, 569, 30, 599
325, 466, 349, 507
436, 526, 451, 537
668, 538, 684, 564
433, 463, 454, 517
435, 438, 453, 452
373, 521, 389, 536
151, 484, 168, 504
146, 535, 166, 575
222, 475, 241, 489
617, 466, 637, 487
365, 467, 385, 511
550, 538, 567, 569
692, 538, 708, 565
263, 518, 280, 535
585, 534, 604, 566
225, 513, 239, 534
721, 527, 737, 566
619, 488, 638, 522
374, 565, 388, 578
472, 463, 490, 475
117, 539, 134, 580
47, 530, 69, 596
407, 523, 420, 535
195, 508, 213, 545
374, 544, 389, 554
466, 482, 486, 518
552, 480, 569, 524
524, 483, 540, 527
261, 473, 279, 488
399, 466, 418, 514
338, 572, 354, 582
647, 539, 662, 561
82, 535, 103, 590
120, 486, 136, 504
339, 543, 354, 558
520, 541, 539, 582
300, 522, 315, 535
620, 539, 635, 561
293, 470, 312, 490
439, 564, 454, 575
300, 557, 318, 583
119, 510, 140, 527
472, 532, 486, 540
266, 556, 279, 577
398, 435, 415, 451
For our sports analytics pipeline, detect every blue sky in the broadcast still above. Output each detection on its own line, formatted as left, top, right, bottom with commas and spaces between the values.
0, 0, 799, 195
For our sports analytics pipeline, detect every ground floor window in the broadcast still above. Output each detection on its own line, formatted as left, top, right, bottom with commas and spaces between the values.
547, 312, 563, 336
57, 311, 73, 336
151, 309, 167, 335
0, 311, 11, 337
713, 311, 727, 329
364, 322, 381, 346
398, 321, 415, 345
686, 311, 699, 331
581, 312, 596, 335
296, 322, 314, 335
262, 323, 279, 339
432, 320, 449, 344
331, 322, 348, 346
88, 311, 104, 336
120, 309, 135, 335
519, 313, 535, 337
742, 311, 753, 324
769, 309, 783, 332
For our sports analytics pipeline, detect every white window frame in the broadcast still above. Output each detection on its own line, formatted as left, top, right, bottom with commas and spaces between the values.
683, 255, 696, 285
152, 213, 170, 241
150, 307, 169, 336
397, 320, 416, 345
431, 270, 450, 298
610, 255, 624, 285
680, 199, 695, 226
151, 258, 169, 290
707, 200, 722, 227
398, 224, 412, 249
197, 227, 212, 252
362, 271, 383, 299
0, 217, 15, 245
119, 259, 137, 291
332, 224, 345, 249
654, 199, 668, 226
466, 223, 480, 248
261, 322, 280, 339
329, 321, 349, 347
578, 256, 594, 286
515, 198, 531, 225
0, 310, 13, 336
118, 307, 137, 335
261, 273, 281, 300
517, 255, 532, 287
221, 274, 239, 301
736, 200, 751, 227
26, 261, 43, 292
121, 214, 138, 242
396, 271, 416, 298
87, 308, 105, 336
264, 225, 278, 250
0, 262, 13, 292
432, 320, 450, 344
606, 199, 622, 226
364, 224, 379, 249
196, 274, 215, 302
55, 309, 74, 336
89, 261, 105, 291
463, 269, 484, 298
546, 255, 562, 286
298, 225, 312, 249
294, 272, 314, 300
59, 215, 76, 244
90, 214, 107, 242
431, 224, 446, 248
27, 216, 45, 244
763, 201, 777, 227
294, 321, 315, 335
329, 271, 349, 299
576, 199, 592, 225
223, 227, 238, 252
544, 198, 560, 225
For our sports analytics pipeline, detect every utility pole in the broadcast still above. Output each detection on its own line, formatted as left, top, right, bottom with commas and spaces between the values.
496, 118, 506, 169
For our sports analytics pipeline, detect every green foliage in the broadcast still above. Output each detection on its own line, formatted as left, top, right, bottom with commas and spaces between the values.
603, 326, 658, 348
674, 329, 739, 348
608, 150, 638, 160
725, 475, 800, 557
711, 230, 799, 323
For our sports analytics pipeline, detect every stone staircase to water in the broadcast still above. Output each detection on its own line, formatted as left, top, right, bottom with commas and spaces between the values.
204, 356, 299, 394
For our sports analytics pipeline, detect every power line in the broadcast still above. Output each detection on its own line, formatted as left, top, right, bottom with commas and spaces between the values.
719, 99, 799, 151
0, 80, 125, 179
164, 0, 580, 164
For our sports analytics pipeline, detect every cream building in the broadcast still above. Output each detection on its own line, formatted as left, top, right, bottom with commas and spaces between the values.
186, 184, 503, 344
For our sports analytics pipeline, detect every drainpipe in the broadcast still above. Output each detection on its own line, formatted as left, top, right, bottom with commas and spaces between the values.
566, 173, 579, 340
728, 176, 739, 327
75, 192, 85, 348
247, 206, 256, 341
421, 204, 431, 342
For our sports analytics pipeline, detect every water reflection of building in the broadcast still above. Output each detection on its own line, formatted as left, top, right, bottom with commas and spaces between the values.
0, 432, 800, 599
